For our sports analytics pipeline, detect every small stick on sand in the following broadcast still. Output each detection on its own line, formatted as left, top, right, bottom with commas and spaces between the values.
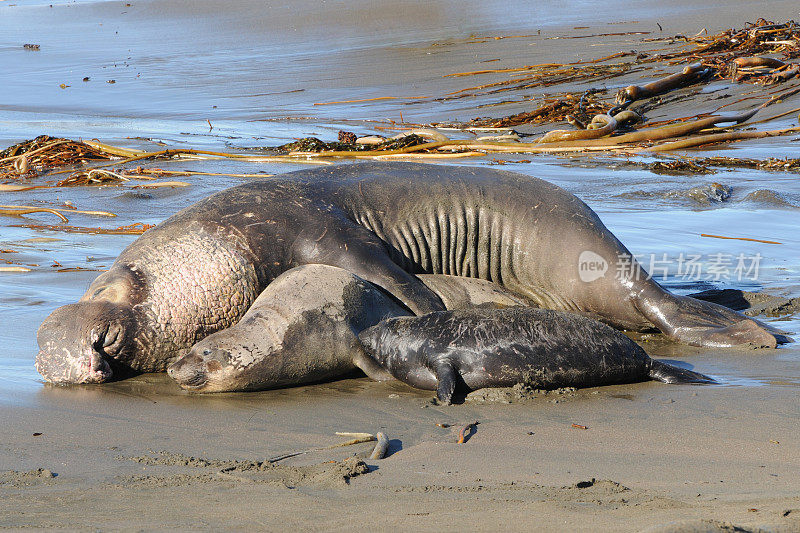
335, 432, 374, 439
700, 234, 783, 245
369, 432, 390, 460
312, 95, 429, 106
268, 434, 377, 464
457, 421, 478, 444
326, 436, 377, 448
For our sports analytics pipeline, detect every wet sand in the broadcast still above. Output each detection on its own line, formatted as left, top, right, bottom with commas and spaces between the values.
2, 360, 799, 531
2, 0, 800, 530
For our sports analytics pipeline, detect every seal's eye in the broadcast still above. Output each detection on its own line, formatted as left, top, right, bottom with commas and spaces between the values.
203, 349, 212, 356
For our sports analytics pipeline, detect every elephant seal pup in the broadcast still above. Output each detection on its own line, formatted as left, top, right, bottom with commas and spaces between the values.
167, 266, 534, 392
37, 162, 785, 384
359, 307, 714, 404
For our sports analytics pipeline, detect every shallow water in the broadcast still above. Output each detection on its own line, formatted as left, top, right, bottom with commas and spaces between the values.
2, 0, 799, 405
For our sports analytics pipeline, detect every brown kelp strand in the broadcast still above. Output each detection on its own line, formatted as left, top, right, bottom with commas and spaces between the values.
0, 207, 69, 222
0, 204, 115, 223
644, 125, 800, 152
56, 167, 274, 186
10, 222, 154, 235
615, 63, 714, 104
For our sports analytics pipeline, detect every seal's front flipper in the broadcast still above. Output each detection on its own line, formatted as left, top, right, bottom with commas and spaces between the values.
434, 363, 458, 404
636, 291, 785, 348
292, 218, 445, 315
353, 351, 396, 382
649, 360, 715, 384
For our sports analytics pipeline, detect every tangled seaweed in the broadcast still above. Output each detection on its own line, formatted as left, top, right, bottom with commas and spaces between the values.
278, 133, 428, 154
657, 19, 799, 65
442, 18, 800, 136
465, 92, 608, 128
0, 135, 117, 180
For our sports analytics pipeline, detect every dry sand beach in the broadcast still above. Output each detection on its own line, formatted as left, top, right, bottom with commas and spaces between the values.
2, 1, 800, 531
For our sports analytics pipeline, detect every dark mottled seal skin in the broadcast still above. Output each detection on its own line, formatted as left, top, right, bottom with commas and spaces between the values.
36, 162, 785, 384
359, 308, 714, 404
168, 265, 533, 392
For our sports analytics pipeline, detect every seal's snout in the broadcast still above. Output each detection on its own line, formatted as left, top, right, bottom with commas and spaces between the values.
79, 351, 113, 383
167, 353, 208, 390
36, 302, 119, 384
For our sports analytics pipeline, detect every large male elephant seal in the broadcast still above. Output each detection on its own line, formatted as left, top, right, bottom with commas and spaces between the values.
36, 162, 785, 383
358, 307, 714, 404
167, 265, 532, 392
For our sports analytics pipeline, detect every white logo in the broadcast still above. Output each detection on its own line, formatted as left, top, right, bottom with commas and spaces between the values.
578, 251, 608, 282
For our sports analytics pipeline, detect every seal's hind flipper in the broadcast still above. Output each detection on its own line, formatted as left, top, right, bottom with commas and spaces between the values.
635, 292, 783, 348
649, 360, 715, 384
435, 363, 458, 404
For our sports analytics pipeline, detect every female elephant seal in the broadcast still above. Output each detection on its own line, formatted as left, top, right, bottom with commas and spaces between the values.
167, 265, 532, 392
36, 162, 785, 383
358, 308, 714, 404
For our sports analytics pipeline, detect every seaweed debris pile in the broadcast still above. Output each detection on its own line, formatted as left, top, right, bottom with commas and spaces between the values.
2, 19, 800, 170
